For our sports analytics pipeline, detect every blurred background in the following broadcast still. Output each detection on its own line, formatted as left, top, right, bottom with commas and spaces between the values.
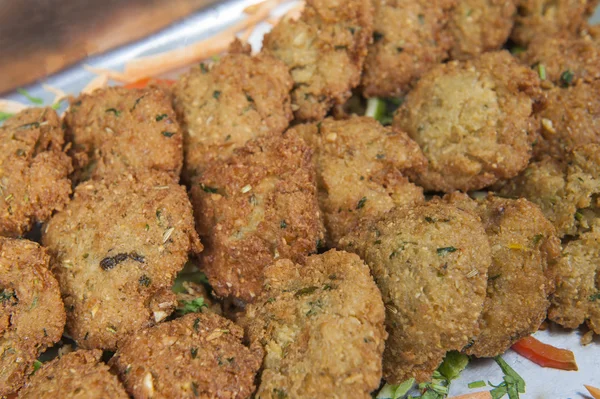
0, 0, 219, 93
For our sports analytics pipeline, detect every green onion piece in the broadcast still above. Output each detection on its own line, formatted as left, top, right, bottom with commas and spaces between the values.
365, 97, 387, 121
17, 88, 44, 105
537, 64, 546, 81
468, 381, 486, 389
494, 356, 525, 393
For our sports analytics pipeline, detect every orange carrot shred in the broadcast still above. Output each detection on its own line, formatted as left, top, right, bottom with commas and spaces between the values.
586, 385, 600, 399
448, 392, 492, 399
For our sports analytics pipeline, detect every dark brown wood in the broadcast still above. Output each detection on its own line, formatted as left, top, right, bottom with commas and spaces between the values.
0, 0, 220, 94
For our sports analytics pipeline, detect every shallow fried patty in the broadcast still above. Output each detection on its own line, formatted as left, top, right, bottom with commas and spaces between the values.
393, 51, 541, 192
110, 312, 262, 399
510, 0, 599, 45
262, 0, 373, 121
444, 193, 561, 357
42, 171, 202, 350
290, 116, 426, 246
240, 250, 386, 399
497, 144, 600, 237
448, 0, 516, 60
548, 220, 600, 334
191, 133, 324, 302
361, 0, 455, 98
18, 350, 128, 399
64, 86, 183, 183
339, 199, 490, 383
0, 238, 65, 396
532, 81, 600, 160
173, 52, 293, 181
0, 108, 72, 237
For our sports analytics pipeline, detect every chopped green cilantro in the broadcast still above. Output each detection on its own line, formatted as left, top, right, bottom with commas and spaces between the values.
437, 247, 457, 256
559, 70, 575, 87
177, 297, 207, 315
356, 197, 368, 209
438, 351, 469, 381
17, 88, 43, 105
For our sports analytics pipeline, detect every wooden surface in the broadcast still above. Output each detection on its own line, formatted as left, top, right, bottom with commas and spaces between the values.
0, 0, 220, 94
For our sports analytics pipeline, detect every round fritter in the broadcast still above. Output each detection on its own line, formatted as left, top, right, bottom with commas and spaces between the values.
290, 116, 426, 246
0, 238, 65, 396
510, 0, 599, 45
241, 250, 386, 399
18, 350, 128, 399
548, 220, 600, 333
64, 86, 183, 183
393, 51, 541, 192
0, 108, 72, 237
110, 312, 262, 399
173, 52, 293, 181
339, 199, 491, 383
533, 82, 600, 160
42, 171, 202, 350
520, 35, 600, 86
360, 0, 455, 98
262, 0, 373, 121
191, 133, 324, 302
448, 0, 516, 60
444, 193, 561, 357
497, 144, 600, 237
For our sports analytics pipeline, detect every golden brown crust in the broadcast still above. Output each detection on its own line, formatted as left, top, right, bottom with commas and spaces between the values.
191, 134, 324, 302
42, 171, 202, 350
240, 250, 386, 399
394, 51, 540, 192
339, 199, 491, 382
263, 0, 373, 121
0, 238, 65, 396
497, 144, 600, 237
110, 312, 262, 399
0, 108, 72, 237
520, 35, 600, 85
18, 350, 128, 399
511, 0, 599, 45
291, 116, 426, 246
548, 221, 600, 333
449, 0, 516, 60
444, 193, 561, 357
173, 53, 294, 181
532, 82, 600, 160
64, 87, 183, 183
361, 0, 455, 98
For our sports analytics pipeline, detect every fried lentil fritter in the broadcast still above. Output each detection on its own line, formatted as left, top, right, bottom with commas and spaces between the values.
361, 0, 455, 98
393, 51, 541, 192
448, 0, 516, 60
533, 81, 600, 160
42, 171, 202, 350
520, 35, 600, 86
511, 0, 599, 45
191, 134, 324, 302
241, 250, 386, 399
262, 0, 373, 121
173, 52, 293, 181
18, 350, 128, 399
0, 238, 65, 396
291, 116, 426, 246
548, 220, 600, 333
339, 199, 491, 383
497, 144, 600, 237
110, 312, 262, 399
0, 108, 72, 237
444, 193, 561, 357
64, 87, 183, 183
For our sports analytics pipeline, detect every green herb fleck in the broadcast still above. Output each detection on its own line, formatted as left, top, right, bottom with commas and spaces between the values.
32, 360, 43, 373
200, 63, 209, 74
17, 88, 43, 105
468, 380, 486, 389
139, 275, 151, 287
83, 253, 89, 259
200, 183, 218, 193
532, 234, 544, 245
418, 14, 425, 24
494, 356, 525, 394
162, 131, 175, 138
437, 247, 457, 256
575, 211, 584, 221
192, 382, 199, 397
0, 112, 14, 122
373, 32, 384, 42
0, 289, 15, 303
156, 114, 168, 121
295, 286, 318, 297
193, 317, 200, 332
105, 108, 121, 116
425, 216, 435, 223
178, 297, 207, 315
274, 388, 287, 399
589, 292, 600, 301
537, 64, 547, 80
191, 347, 198, 359
280, 220, 287, 229
559, 70, 575, 87
213, 90, 221, 100
356, 197, 367, 209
